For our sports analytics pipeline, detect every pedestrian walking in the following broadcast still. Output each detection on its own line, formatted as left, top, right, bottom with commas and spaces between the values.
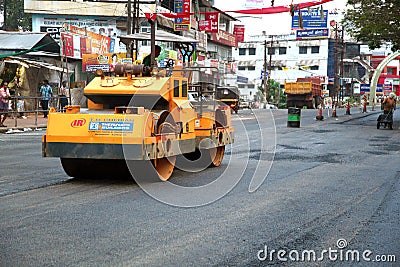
59, 81, 69, 112
40, 79, 53, 118
0, 81, 11, 127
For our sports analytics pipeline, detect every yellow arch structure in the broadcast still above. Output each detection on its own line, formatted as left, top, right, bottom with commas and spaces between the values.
370, 50, 400, 109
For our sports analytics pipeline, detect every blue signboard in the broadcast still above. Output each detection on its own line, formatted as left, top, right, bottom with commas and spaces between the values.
260, 70, 268, 79
174, 0, 183, 23
360, 84, 383, 93
291, 10, 328, 29
89, 121, 133, 131
360, 84, 370, 93
237, 76, 249, 83
296, 28, 329, 39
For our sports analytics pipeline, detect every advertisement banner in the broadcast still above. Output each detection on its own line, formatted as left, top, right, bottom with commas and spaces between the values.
61, 33, 74, 57
82, 53, 127, 72
291, 9, 328, 29
210, 30, 238, 47
233, 25, 245, 42
199, 12, 219, 33
61, 24, 112, 58
296, 28, 329, 39
174, 0, 191, 31
35, 15, 120, 44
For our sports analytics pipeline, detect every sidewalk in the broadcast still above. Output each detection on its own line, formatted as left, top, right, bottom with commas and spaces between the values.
322, 106, 381, 124
0, 114, 48, 133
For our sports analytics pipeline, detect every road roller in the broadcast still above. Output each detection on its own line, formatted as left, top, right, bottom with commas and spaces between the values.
42, 63, 234, 181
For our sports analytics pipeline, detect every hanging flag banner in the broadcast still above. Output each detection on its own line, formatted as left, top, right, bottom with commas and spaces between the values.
145, 13, 157, 21
233, 24, 245, 42
174, 0, 191, 31
153, 0, 335, 18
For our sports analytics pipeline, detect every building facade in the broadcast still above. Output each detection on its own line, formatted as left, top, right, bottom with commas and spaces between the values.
24, 0, 238, 87
232, 33, 330, 101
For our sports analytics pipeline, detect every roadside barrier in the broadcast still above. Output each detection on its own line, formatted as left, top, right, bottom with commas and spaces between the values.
0, 95, 68, 128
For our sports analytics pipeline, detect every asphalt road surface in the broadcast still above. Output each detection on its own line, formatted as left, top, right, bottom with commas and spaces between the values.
1, 108, 399, 266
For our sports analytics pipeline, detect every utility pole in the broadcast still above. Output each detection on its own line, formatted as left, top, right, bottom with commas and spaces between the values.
267, 35, 273, 104
263, 36, 274, 103
126, 0, 132, 58
263, 40, 268, 102
132, 0, 140, 60
127, 0, 132, 35
340, 26, 345, 101
333, 23, 339, 103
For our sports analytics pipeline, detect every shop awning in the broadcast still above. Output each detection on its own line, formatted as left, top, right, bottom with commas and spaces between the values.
0, 32, 60, 58
4, 56, 68, 72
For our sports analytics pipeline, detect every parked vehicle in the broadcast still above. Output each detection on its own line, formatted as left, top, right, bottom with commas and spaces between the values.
284, 76, 323, 109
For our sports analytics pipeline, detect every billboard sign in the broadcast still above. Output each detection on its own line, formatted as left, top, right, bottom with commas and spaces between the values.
60, 24, 114, 58
210, 30, 237, 47
291, 9, 328, 29
296, 28, 329, 39
82, 53, 127, 72
360, 84, 384, 94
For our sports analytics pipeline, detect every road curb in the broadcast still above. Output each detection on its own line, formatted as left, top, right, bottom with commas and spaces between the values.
0, 125, 47, 134
325, 110, 381, 124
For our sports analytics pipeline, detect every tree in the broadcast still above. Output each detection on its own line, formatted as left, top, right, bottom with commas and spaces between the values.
343, 0, 400, 51
1, 0, 32, 31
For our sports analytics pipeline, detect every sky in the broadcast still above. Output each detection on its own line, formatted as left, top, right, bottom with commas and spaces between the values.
213, 0, 348, 37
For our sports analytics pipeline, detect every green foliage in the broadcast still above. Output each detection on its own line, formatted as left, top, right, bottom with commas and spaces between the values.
343, 0, 400, 51
347, 97, 357, 104
256, 79, 286, 108
1, 0, 32, 31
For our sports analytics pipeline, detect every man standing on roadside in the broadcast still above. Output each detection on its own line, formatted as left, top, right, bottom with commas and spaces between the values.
59, 81, 69, 112
0, 81, 11, 127
40, 79, 53, 118
382, 92, 396, 114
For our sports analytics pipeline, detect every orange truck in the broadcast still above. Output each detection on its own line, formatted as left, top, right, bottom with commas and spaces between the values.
285, 77, 323, 109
